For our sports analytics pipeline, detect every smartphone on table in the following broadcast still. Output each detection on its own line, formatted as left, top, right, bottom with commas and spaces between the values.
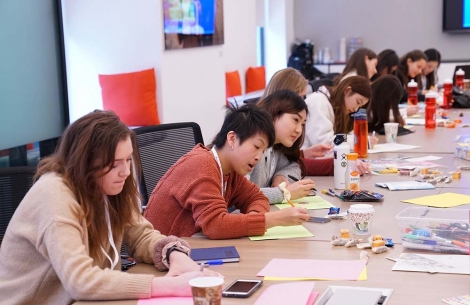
222, 279, 263, 298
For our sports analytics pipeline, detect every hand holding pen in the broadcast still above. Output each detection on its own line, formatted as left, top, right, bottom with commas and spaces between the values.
287, 175, 317, 199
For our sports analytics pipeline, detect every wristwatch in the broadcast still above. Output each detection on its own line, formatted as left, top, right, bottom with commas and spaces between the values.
166, 245, 188, 263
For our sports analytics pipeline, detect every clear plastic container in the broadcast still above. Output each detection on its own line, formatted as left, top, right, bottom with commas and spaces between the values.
395, 207, 470, 254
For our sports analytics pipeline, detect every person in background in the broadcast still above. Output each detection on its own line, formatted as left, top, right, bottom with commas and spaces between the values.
368, 75, 406, 132
144, 105, 309, 239
396, 49, 428, 103
250, 89, 316, 203
258, 67, 333, 176
0, 110, 219, 304
336, 48, 378, 83
370, 49, 399, 81
303, 76, 375, 174
419, 48, 441, 94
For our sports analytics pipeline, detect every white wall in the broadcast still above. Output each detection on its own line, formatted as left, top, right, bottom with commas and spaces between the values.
61, 0, 258, 143
293, 0, 470, 61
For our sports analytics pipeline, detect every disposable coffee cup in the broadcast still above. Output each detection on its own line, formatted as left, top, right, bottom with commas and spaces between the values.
349, 204, 374, 235
189, 277, 224, 305
384, 122, 399, 143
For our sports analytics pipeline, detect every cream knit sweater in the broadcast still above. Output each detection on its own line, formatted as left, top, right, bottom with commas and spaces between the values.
0, 173, 168, 305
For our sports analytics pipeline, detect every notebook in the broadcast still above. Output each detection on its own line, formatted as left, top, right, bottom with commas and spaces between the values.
325, 288, 382, 305
189, 246, 240, 263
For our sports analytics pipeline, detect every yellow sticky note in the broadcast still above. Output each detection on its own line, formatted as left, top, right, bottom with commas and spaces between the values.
402, 192, 470, 208
276, 196, 334, 210
249, 225, 313, 241
410, 114, 422, 118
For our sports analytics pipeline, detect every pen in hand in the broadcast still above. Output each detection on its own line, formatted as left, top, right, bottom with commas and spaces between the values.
287, 175, 317, 192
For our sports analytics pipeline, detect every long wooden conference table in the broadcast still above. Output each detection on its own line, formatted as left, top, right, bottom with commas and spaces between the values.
75, 113, 470, 305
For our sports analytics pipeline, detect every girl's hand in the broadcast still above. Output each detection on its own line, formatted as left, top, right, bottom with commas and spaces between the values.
166, 251, 221, 278
265, 207, 310, 228
369, 136, 378, 149
286, 179, 316, 199
303, 143, 333, 158
406, 105, 419, 116
356, 160, 370, 175
152, 271, 204, 297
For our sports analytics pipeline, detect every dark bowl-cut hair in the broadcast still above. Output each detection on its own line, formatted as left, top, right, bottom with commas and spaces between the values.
371, 49, 399, 81
368, 75, 405, 131
211, 104, 275, 149
257, 89, 309, 176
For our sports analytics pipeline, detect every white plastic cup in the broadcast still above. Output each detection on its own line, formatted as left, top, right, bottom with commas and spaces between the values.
384, 122, 399, 143
349, 204, 374, 235
189, 277, 224, 305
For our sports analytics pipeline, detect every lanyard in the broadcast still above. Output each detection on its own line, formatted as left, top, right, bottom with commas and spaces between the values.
211, 147, 227, 196
100, 196, 119, 270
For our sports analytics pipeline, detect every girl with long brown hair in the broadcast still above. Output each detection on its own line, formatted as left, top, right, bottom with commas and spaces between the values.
336, 48, 378, 83
251, 89, 316, 203
0, 110, 218, 304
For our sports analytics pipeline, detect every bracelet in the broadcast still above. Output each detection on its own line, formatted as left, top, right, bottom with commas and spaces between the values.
165, 245, 188, 265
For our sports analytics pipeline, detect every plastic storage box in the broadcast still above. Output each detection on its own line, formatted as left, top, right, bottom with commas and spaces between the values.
455, 146, 470, 161
395, 207, 470, 254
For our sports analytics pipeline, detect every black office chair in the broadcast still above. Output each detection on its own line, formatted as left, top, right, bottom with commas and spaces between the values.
134, 122, 204, 206
309, 78, 334, 92
0, 166, 36, 246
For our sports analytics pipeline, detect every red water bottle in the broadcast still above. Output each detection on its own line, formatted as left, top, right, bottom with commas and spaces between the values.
407, 79, 418, 105
455, 68, 465, 89
353, 109, 368, 158
425, 92, 436, 129
443, 78, 453, 109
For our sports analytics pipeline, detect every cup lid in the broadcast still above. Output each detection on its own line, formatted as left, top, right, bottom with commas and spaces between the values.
189, 277, 224, 287
346, 153, 358, 160
349, 204, 374, 213
407, 79, 417, 87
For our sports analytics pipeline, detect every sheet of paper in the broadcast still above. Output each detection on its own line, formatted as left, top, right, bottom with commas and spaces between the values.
405, 118, 447, 125
368, 143, 419, 154
392, 253, 470, 275
254, 282, 315, 305
263, 266, 367, 281
404, 155, 443, 162
249, 225, 313, 241
276, 196, 335, 210
376, 181, 435, 191
401, 192, 470, 208
137, 297, 193, 305
442, 295, 470, 305
257, 258, 366, 280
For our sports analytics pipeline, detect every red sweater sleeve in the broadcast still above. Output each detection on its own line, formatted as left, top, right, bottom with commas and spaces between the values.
304, 157, 334, 176
229, 174, 269, 215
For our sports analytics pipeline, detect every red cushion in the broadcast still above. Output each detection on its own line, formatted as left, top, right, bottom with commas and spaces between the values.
246, 66, 266, 93
99, 68, 160, 126
225, 71, 242, 99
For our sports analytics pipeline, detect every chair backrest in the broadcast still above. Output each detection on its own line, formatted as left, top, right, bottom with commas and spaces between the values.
134, 122, 204, 205
0, 166, 36, 245
309, 78, 334, 92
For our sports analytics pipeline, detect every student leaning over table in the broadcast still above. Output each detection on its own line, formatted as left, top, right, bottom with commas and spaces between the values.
144, 105, 309, 239
249, 89, 316, 204
335, 48, 378, 83
0, 110, 219, 305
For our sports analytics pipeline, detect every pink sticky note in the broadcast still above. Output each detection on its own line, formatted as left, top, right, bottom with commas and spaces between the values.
254, 282, 315, 305
257, 259, 366, 281
137, 297, 193, 305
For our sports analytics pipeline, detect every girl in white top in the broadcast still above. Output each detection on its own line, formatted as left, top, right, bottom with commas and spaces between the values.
303, 75, 372, 148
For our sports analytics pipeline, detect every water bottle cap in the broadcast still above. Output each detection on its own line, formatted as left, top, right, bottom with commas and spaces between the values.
346, 153, 358, 160
456, 68, 465, 75
425, 91, 437, 98
407, 79, 417, 87
444, 78, 453, 84
333, 134, 348, 145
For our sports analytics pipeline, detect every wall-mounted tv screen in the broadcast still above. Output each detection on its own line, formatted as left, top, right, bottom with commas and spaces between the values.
163, 0, 224, 50
443, 0, 470, 32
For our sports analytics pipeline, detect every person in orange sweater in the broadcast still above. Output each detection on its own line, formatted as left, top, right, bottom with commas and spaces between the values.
144, 105, 310, 239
